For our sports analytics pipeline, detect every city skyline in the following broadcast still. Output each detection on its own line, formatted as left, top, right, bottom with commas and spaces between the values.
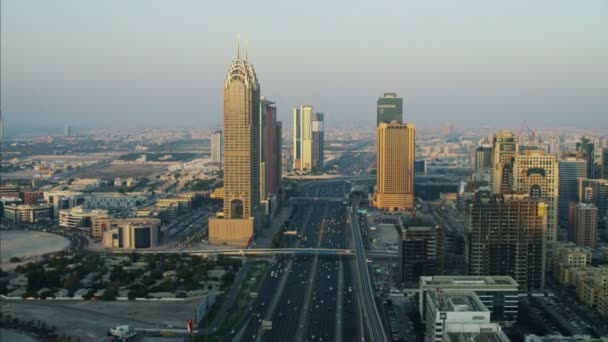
2, 0, 608, 136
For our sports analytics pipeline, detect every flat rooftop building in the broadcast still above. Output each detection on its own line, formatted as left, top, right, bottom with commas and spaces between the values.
420, 276, 520, 326
424, 290, 510, 342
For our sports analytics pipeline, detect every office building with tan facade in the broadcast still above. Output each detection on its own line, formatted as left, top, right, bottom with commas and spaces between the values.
373, 121, 415, 211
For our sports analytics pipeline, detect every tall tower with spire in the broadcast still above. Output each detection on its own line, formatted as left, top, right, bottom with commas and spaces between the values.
209, 36, 261, 246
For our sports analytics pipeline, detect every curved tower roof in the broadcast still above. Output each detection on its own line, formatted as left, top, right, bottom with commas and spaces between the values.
225, 39, 258, 90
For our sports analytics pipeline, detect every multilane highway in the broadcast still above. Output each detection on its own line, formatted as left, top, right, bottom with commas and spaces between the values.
233, 181, 362, 342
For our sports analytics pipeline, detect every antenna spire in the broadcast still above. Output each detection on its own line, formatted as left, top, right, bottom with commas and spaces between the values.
236, 33, 241, 59
245, 40, 249, 63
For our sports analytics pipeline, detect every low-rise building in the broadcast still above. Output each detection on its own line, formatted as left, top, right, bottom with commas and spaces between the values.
59, 205, 109, 230
424, 290, 510, 342
419, 276, 520, 326
102, 218, 163, 249
3, 204, 52, 223
525, 335, 608, 342
576, 266, 608, 307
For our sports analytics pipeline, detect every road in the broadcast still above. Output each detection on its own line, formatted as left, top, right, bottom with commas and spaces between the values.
231, 181, 362, 342
350, 198, 388, 342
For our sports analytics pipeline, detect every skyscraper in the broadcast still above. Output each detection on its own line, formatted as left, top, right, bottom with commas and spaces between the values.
512, 149, 559, 242
261, 97, 282, 196
64, 124, 71, 137
209, 41, 260, 246
577, 137, 595, 179
373, 121, 415, 211
377, 93, 403, 126
292, 105, 313, 171
467, 191, 546, 291
578, 178, 608, 239
602, 148, 608, 179
311, 112, 324, 172
490, 130, 519, 194
558, 156, 587, 224
475, 146, 492, 177
211, 130, 223, 164
569, 202, 598, 248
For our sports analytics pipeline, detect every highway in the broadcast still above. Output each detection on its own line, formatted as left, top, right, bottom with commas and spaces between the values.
350, 198, 388, 342
232, 180, 362, 342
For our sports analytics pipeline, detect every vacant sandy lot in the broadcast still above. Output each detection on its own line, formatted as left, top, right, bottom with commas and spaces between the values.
0, 230, 70, 263
0, 299, 198, 342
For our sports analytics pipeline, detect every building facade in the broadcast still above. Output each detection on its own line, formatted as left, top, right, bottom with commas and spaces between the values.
512, 149, 559, 242
475, 146, 492, 177
570, 202, 598, 248
102, 218, 162, 249
211, 130, 223, 164
578, 178, 608, 240
467, 191, 547, 291
311, 112, 324, 172
577, 137, 595, 179
377, 93, 403, 126
373, 121, 415, 211
398, 225, 436, 286
209, 43, 261, 246
3, 204, 52, 223
559, 157, 587, 224
292, 105, 313, 171
419, 276, 520, 326
490, 130, 519, 194
260, 98, 282, 197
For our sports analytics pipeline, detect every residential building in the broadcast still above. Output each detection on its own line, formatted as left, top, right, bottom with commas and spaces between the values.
550, 243, 592, 285
373, 121, 415, 211
377, 93, 403, 126
466, 191, 546, 291
578, 178, 608, 239
559, 157, 587, 224
102, 218, 163, 249
419, 276, 520, 325
512, 149, 559, 242
311, 112, 324, 172
211, 130, 223, 163
490, 130, 519, 194
292, 105, 313, 171
603, 148, 608, 179
576, 266, 608, 308
208, 42, 261, 246
424, 290, 510, 342
569, 202, 598, 247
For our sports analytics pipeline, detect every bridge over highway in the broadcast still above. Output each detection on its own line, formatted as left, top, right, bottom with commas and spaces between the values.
108, 248, 354, 257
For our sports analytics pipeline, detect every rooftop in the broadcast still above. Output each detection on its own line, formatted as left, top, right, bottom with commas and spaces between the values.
430, 290, 488, 313
421, 276, 519, 289
447, 332, 511, 342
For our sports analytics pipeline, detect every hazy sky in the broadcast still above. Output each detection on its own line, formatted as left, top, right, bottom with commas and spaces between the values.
1, 0, 607, 134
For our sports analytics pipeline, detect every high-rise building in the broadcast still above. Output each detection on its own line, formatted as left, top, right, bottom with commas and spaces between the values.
373, 121, 415, 211
569, 202, 598, 248
211, 130, 223, 163
260, 97, 281, 196
398, 220, 436, 286
512, 149, 559, 242
490, 130, 519, 194
578, 178, 608, 239
311, 112, 324, 172
377, 93, 403, 126
466, 191, 547, 291
577, 137, 595, 179
558, 156, 587, 224
64, 124, 71, 137
292, 105, 313, 171
475, 146, 492, 176
602, 148, 608, 179
209, 42, 260, 246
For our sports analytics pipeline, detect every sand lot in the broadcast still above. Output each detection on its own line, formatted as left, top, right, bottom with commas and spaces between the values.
0, 230, 70, 263
0, 299, 198, 342
75, 163, 170, 178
